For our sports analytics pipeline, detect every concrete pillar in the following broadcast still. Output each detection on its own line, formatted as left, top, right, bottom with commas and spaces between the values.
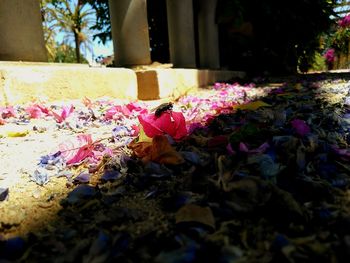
109, 0, 151, 66
166, 0, 196, 68
0, 0, 47, 62
197, 0, 220, 69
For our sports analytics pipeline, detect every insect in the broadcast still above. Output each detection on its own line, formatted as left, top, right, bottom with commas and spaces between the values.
154, 102, 174, 118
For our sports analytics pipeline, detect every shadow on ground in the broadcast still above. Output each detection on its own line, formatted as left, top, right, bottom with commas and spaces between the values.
2, 73, 350, 263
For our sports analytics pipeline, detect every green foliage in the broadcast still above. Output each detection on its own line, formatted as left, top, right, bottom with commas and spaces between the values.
41, 0, 95, 63
83, 0, 111, 44
330, 27, 350, 53
308, 52, 327, 72
49, 43, 88, 63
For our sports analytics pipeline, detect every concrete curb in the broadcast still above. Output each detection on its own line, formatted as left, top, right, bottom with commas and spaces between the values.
0, 62, 245, 105
0, 63, 138, 105
137, 69, 245, 100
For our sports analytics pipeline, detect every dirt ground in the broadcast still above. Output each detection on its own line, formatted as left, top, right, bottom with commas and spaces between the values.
2, 74, 350, 262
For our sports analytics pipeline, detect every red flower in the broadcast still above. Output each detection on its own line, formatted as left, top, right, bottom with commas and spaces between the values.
138, 111, 187, 140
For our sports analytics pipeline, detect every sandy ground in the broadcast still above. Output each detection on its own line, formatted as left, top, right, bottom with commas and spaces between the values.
0, 92, 175, 239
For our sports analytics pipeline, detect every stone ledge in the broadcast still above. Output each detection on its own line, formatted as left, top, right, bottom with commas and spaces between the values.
136, 69, 245, 100
0, 62, 246, 105
0, 63, 138, 105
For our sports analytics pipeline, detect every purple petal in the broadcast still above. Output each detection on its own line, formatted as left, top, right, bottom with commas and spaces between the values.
101, 169, 121, 181
31, 168, 50, 185
66, 185, 97, 205
73, 171, 91, 184
0, 188, 9, 201
291, 119, 310, 137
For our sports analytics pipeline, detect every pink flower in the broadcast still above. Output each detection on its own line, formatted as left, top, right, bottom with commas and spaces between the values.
338, 14, 350, 27
324, 48, 335, 63
138, 111, 187, 140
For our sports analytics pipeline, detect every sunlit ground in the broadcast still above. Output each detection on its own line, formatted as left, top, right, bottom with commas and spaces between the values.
1, 74, 350, 261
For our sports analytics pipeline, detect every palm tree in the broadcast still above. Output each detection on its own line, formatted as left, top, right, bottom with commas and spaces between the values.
41, 0, 95, 63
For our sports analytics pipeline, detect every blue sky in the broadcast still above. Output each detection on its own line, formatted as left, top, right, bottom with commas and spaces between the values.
55, 31, 114, 63
47, 0, 114, 64
87, 40, 114, 63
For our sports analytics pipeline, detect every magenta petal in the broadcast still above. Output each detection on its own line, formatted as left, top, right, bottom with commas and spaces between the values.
26, 105, 43, 119
61, 105, 74, 120
138, 114, 163, 137
104, 106, 118, 120
291, 119, 310, 137
254, 142, 270, 154
226, 143, 236, 155
239, 142, 249, 152
59, 134, 94, 165
331, 145, 350, 160
0, 106, 16, 118
138, 111, 187, 140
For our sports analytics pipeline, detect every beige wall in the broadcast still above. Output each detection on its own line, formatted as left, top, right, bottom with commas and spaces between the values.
0, 0, 47, 62
109, 0, 151, 66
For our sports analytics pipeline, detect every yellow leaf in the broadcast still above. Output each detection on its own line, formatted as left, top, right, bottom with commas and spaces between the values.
6, 130, 29, 137
138, 127, 153, 143
295, 83, 302, 90
233, 100, 271, 111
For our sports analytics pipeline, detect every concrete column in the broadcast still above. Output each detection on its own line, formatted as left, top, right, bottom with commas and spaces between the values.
109, 0, 151, 66
166, 0, 196, 68
0, 0, 47, 62
198, 0, 220, 69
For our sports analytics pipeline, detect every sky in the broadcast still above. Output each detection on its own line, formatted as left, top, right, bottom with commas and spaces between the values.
47, 0, 114, 64
86, 39, 114, 63
55, 30, 114, 63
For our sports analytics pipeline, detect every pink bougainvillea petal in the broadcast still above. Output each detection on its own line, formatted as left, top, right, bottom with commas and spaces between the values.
59, 134, 94, 165
0, 106, 16, 119
68, 145, 93, 165
291, 119, 310, 137
82, 97, 93, 108
138, 114, 163, 137
105, 105, 133, 120
126, 102, 147, 114
61, 105, 74, 120
52, 105, 74, 123
37, 105, 50, 115
239, 142, 270, 154
226, 143, 236, 155
26, 104, 50, 119
331, 145, 350, 161
92, 145, 113, 161
26, 105, 43, 119
239, 142, 250, 152
138, 111, 187, 140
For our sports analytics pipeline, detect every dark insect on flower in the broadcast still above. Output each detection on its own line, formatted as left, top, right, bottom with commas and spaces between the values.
154, 102, 173, 118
